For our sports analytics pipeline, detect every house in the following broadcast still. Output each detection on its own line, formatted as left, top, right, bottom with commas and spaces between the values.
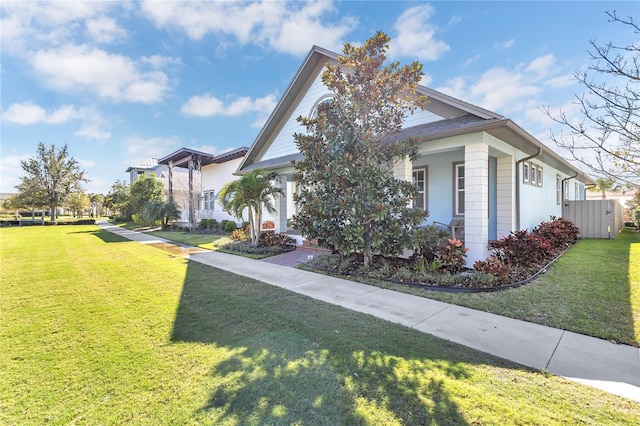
126, 157, 194, 223
158, 147, 275, 228
236, 45, 594, 265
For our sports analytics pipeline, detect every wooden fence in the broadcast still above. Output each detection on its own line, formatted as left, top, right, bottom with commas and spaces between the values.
563, 199, 623, 239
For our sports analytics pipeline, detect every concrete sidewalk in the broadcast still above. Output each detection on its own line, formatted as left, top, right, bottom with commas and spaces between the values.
99, 222, 640, 402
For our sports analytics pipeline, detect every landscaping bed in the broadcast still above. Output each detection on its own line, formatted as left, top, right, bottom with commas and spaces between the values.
306, 217, 580, 291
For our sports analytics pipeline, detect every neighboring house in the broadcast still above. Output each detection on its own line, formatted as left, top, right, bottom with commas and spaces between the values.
126, 157, 194, 222
236, 45, 595, 265
158, 147, 275, 228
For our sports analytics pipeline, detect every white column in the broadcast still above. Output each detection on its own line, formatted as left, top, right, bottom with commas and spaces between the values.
464, 143, 489, 265
393, 156, 412, 182
274, 176, 288, 234
496, 156, 515, 238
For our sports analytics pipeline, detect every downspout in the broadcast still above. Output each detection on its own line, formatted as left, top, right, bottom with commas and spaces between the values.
515, 148, 543, 230
561, 173, 578, 207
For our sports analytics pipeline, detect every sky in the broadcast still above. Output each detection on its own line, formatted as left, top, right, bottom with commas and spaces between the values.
1, 0, 638, 194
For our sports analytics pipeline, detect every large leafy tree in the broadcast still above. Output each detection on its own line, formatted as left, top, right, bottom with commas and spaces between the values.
292, 32, 429, 267
545, 11, 639, 184
129, 173, 165, 220
16, 143, 87, 223
218, 169, 283, 246
105, 180, 131, 218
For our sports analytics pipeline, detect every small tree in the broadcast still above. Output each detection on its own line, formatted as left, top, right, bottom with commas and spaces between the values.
66, 192, 90, 218
129, 173, 165, 220
292, 32, 429, 267
218, 170, 283, 246
142, 200, 181, 227
105, 180, 131, 219
16, 143, 87, 223
544, 11, 639, 184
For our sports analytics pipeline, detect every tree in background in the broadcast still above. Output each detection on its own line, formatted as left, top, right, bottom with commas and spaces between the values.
218, 169, 283, 246
129, 173, 165, 222
545, 11, 639, 185
105, 180, 131, 219
88, 193, 105, 217
587, 177, 619, 199
292, 32, 429, 267
16, 143, 87, 223
66, 192, 90, 218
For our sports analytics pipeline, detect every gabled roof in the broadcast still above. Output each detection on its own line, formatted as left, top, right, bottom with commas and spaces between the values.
237, 44, 592, 185
158, 147, 248, 168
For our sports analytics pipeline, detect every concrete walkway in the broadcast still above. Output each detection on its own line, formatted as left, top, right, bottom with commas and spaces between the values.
98, 222, 640, 403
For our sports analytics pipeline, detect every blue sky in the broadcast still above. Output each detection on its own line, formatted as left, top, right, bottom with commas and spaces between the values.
1, 1, 637, 194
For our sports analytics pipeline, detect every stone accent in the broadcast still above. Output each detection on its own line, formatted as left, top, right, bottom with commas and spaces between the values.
464, 143, 489, 265
496, 156, 515, 238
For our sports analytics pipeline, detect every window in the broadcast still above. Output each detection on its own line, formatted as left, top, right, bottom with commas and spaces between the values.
523, 162, 543, 187
523, 162, 530, 183
556, 175, 561, 205
537, 166, 543, 187
530, 162, 537, 186
203, 190, 215, 211
564, 180, 569, 200
575, 183, 579, 200
412, 168, 427, 211
454, 163, 465, 216
309, 96, 333, 118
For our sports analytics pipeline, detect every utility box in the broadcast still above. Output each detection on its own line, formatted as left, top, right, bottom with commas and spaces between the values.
563, 199, 623, 239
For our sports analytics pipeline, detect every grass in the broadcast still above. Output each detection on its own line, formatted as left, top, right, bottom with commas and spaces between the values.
304, 228, 640, 347
147, 230, 270, 259
1, 225, 639, 424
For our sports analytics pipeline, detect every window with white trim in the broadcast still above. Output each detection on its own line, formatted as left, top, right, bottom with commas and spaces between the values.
556, 175, 561, 205
523, 162, 543, 187
523, 162, 530, 183
203, 190, 215, 211
575, 183, 579, 200
537, 166, 543, 187
412, 168, 427, 211
454, 163, 465, 216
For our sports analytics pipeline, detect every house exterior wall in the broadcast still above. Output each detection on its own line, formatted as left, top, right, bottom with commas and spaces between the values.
199, 158, 277, 225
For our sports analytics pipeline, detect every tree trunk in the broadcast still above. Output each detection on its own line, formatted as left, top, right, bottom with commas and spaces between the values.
50, 204, 56, 223
363, 224, 373, 267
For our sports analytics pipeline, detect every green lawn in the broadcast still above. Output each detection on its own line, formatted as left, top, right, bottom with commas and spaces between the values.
335, 228, 640, 347
1, 225, 638, 424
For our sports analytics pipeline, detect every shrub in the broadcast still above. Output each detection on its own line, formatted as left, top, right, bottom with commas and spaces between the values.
230, 229, 248, 242
435, 238, 468, 274
259, 230, 296, 249
410, 225, 449, 263
474, 256, 511, 284
532, 216, 579, 250
220, 220, 237, 232
490, 230, 554, 268
262, 220, 275, 229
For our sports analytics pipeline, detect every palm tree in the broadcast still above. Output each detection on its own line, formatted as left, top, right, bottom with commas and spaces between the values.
218, 169, 284, 246
588, 177, 618, 199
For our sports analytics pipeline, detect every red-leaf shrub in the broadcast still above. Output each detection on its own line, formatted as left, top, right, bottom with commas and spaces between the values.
436, 238, 468, 274
490, 230, 554, 268
259, 230, 296, 249
474, 256, 511, 284
533, 216, 579, 250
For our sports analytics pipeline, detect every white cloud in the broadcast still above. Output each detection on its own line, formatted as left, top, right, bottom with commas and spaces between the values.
389, 4, 450, 61
0, 154, 29, 193
546, 73, 576, 88
2, 102, 80, 125
470, 68, 542, 111
494, 39, 515, 49
85, 16, 127, 43
181, 93, 277, 127
125, 136, 182, 165
76, 125, 111, 141
526, 54, 555, 77
30, 45, 170, 104
141, 55, 182, 69
140, 0, 355, 55
0, 1, 127, 52
79, 159, 96, 169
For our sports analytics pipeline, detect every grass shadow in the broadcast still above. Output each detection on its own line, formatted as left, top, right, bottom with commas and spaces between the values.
68, 228, 130, 244
170, 260, 537, 424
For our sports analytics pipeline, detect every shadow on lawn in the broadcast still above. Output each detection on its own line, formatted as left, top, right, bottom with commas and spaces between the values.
169, 260, 500, 424
69, 228, 130, 244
